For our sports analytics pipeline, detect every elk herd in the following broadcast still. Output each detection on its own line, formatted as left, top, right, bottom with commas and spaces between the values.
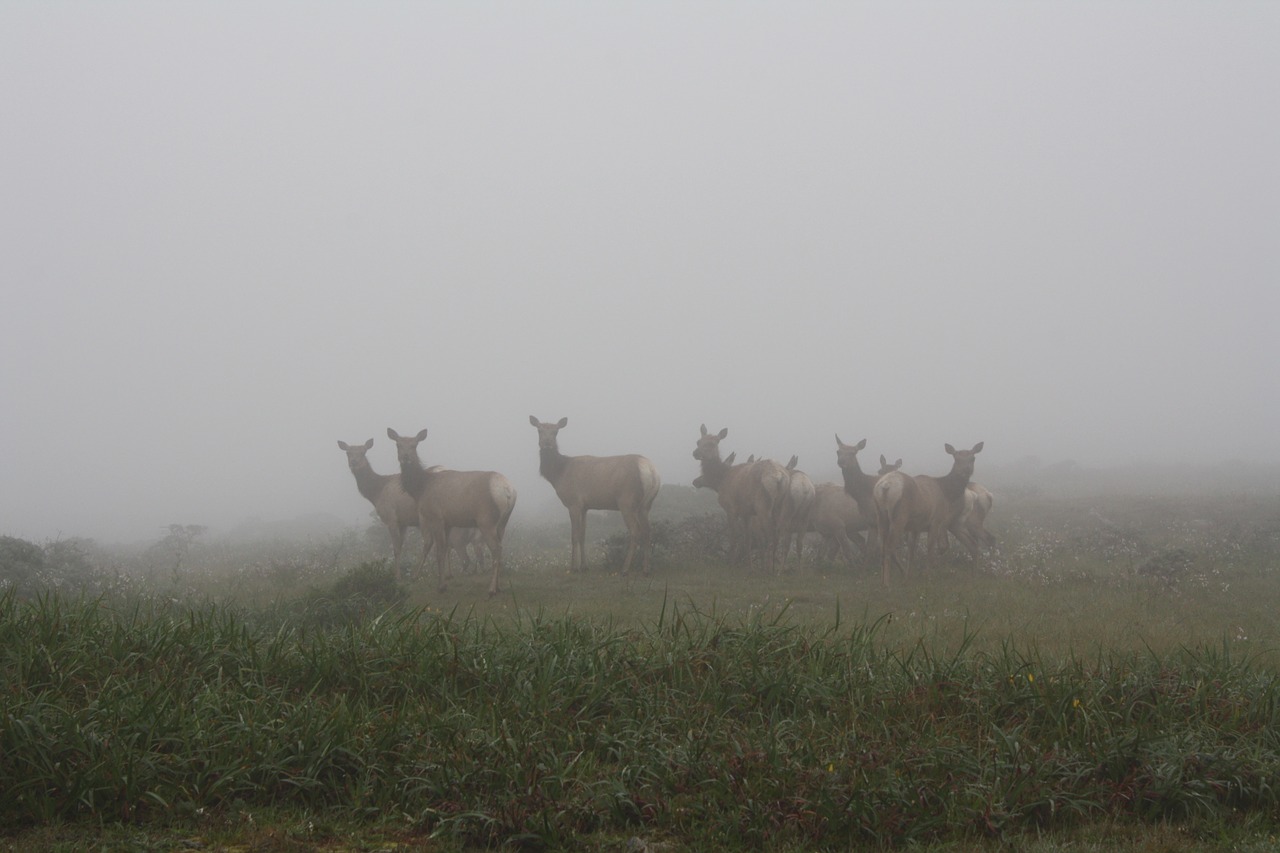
338, 420, 994, 595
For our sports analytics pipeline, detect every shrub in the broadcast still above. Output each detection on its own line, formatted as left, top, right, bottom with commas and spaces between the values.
290, 560, 407, 629
0, 536, 108, 596
0, 536, 44, 594
600, 513, 728, 572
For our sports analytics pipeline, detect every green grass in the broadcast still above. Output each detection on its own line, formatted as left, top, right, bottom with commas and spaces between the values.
2, 492, 1279, 850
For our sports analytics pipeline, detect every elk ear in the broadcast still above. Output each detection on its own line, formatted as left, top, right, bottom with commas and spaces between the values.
363, 438, 374, 450
415, 428, 428, 441
717, 427, 728, 440
834, 433, 843, 447
387, 428, 400, 440
894, 458, 903, 468
529, 415, 539, 427
945, 443, 956, 455
700, 424, 708, 437
972, 442, 984, 454
855, 438, 867, 451
337, 440, 350, 450
880, 454, 887, 466
556, 417, 568, 428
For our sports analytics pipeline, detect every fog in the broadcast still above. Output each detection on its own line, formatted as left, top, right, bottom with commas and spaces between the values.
2, 3, 1277, 544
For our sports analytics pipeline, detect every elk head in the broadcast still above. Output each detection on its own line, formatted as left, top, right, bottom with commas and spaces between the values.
835, 435, 868, 472
337, 438, 375, 471
878, 455, 903, 475
693, 424, 729, 462
529, 416, 569, 451
386, 427, 429, 468
944, 442, 985, 479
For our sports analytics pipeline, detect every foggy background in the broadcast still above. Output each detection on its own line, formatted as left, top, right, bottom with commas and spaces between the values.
2, 3, 1277, 544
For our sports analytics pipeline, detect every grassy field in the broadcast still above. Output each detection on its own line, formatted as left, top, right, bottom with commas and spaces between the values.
2, 490, 1280, 851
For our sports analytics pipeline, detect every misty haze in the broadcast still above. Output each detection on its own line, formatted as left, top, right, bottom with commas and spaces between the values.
1, 3, 1276, 547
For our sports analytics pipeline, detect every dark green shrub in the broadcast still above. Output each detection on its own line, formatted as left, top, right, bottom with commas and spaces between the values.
0, 536, 44, 594
0, 536, 107, 596
293, 560, 407, 629
600, 513, 728, 571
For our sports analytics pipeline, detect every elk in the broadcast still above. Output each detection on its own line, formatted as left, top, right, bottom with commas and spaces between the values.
528, 416, 662, 575
780, 456, 816, 564
876, 460, 994, 563
931, 485, 994, 564
834, 436, 881, 528
873, 442, 984, 586
692, 425, 789, 573
960, 483, 997, 551
386, 427, 518, 596
807, 483, 868, 569
693, 451, 734, 489
337, 440, 493, 582
337, 438, 421, 581
802, 454, 899, 570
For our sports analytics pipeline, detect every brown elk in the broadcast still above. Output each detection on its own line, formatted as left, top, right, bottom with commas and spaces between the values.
874, 457, 994, 563
338, 439, 489, 582
835, 436, 882, 532
781, 455, 816, 563
803, 453, 899, 569
692, 425, 789, 573
873, 442, 984, 586
528, 416, 662, 575
337, 438, 421, 581
960, 483, 997, 551
692, 451, 734, 489
807, 483, 868, 569
386, 427, 518, 597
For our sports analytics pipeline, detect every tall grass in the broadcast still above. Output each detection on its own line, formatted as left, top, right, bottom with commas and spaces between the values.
3, 493, 1278, 848
5, 583, 1280, 848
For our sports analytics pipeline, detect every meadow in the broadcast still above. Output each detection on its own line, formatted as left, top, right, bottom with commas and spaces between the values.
2, 486, 1280, 851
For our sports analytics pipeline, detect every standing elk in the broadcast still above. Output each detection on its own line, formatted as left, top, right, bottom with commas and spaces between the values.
874, 456, 994, 563
692, 425, 789, 573
960, 483, 997, 552
337, 439, 421, 581
807, 483, 868, 570
386, 427, 517, 597
528, 416, 662, 576
803, 453, 899, 570
835, 436, 881, 534
873, 442, 984, 586
781, 456, 816, 564
692, 451, 734, 489
957, 484, 993, 550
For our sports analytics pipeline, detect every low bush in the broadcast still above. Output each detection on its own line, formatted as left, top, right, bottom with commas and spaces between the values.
600, 513, 728, 572
283, 560, 408, 629
0, 536, 110, 597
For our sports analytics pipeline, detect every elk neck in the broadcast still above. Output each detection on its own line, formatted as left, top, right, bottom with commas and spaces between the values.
840, 456, 876, 502
350, 457, 394, 503
936, 460, 974, 502
697, 453, 730, 490
538, 444, 569, 483
397, 450, 431, 499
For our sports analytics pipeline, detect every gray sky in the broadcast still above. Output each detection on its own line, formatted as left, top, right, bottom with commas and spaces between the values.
2, 2, 1277, 543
